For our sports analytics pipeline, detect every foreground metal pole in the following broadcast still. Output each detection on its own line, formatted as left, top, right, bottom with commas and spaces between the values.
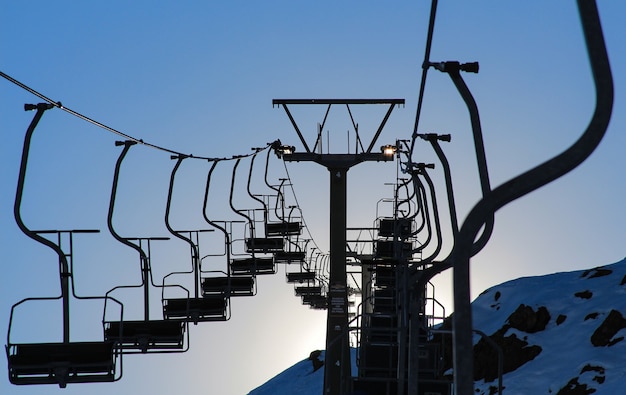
452, 2, 613, 393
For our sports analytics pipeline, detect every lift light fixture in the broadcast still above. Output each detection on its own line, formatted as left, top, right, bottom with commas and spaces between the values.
270, 140, 296, 158
380, 144, 397, 157
280, 145, 295, 155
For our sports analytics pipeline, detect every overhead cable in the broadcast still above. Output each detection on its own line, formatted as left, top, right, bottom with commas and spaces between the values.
1, 70, 261, 161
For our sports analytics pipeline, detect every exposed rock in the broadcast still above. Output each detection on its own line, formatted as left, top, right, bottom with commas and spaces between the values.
581, 364, 606, 384
308, 350, 324, 372
556, 314, 567, 325
584, 312, 599, 321
507, 304, 551, 333
581, 267, 612, 279
590, 309, 626, 347
556, 365, 605, 395
574, 290, 593, 299
588, 269, 612, 279
494, 291, 501, 301
474, 331, 542, 382
557, 377, 596, 395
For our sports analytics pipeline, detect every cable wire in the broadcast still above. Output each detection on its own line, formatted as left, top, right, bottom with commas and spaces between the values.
1, 70, 262, 161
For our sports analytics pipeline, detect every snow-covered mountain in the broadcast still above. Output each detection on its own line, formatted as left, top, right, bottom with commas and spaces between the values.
248, 350, 357, 395
249, 258, 626, 394
470, 257, 626, 394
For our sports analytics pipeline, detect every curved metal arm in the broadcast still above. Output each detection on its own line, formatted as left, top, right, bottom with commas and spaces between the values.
13, 103, 74, 343
413, 184, 427, 236
202, 160, 232, 268
14, 104, 58, 260
414, 166, 443, 263
107, 141, 144, 258
444, 64, 494, 256
107, 140, 154, 320
264, 148, 287, 221
421, 134, 459, 237
246, 152, 268, 222
409, 170, 433, 252
453, 2, 613, 393
229, 158, 255, 237
395, 177, 418, 220
165, 155, 201, 298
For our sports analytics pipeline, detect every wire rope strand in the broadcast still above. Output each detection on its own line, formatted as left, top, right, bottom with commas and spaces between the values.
1, 70, 267, 161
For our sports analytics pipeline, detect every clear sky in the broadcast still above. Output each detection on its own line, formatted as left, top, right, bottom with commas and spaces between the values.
1, 2, 624, 394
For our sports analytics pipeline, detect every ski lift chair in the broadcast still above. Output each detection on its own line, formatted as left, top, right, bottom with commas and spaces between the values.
377, 217, 413, 238
201, 272, 255, 297
103, 141, 187, 353
161, 155, 230, 323
200, 160, 256, 300
302, 294, 328, 309
273, 237, 308, 265
286, 270, 317, 283
6, 231, 123, 387
229, 157, 279, 271
7, 104, 122, 387
263, 148, 303, 238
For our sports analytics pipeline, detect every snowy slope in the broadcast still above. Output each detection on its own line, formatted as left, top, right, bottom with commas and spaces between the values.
247, 352, 325, 395
248, 350, 357, 395
249, 258, 626, 394
471, 257, 626, 394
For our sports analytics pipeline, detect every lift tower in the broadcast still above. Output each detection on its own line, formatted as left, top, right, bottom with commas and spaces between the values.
273, 99, 404, 394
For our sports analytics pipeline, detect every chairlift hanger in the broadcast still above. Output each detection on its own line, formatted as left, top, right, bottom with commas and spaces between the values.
234, 152, 281, 274
8, 104, 122, 387
426, 60, 494, 256
263, 148, 304, 237
104, 140, 187, 354
415, 134, 459, 239
268, 146, 304, 224
230, 157, 283, 256
409, 165, 443, 262
452, 4, 613, 393
229, 154, 276, 277
161, 155, 228, 324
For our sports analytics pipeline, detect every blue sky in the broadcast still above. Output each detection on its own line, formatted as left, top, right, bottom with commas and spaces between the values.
1, 2, 624, 394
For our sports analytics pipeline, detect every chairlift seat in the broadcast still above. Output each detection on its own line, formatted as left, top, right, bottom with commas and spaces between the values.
202, 276, 254, 297
274, 251, 306, 264
286, 271, 317, 283
245, 237, 284, 253
265, 221, 302, 237
375, 240, 412, 259
104, 320, 185, 352
295, 286, 322, 296
302, 294, 327, 309
7, 341, 117, 387
163, 297, 228, 323
378, 218, 413, 238
230, 257, 275, 275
